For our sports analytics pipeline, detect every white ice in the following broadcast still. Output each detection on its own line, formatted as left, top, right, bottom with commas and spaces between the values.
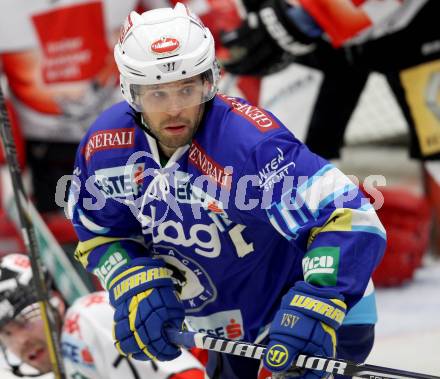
367, 257, 440, 376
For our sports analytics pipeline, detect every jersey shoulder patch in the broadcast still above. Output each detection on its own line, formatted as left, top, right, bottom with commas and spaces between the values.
80, 102, 138, 162
217, 93, 280, 133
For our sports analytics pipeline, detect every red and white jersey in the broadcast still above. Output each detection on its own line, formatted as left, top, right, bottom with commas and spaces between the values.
0, 0, 168, 143
299, 0, 429, 47
61, 291, 205, 379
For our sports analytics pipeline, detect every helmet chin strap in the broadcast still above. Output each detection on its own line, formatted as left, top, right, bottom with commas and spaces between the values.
139, 113, 155, 137
0, 344, 46, 378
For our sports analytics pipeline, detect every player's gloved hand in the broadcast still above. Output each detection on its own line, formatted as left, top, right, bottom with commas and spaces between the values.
220, 0, 319, 76
220, 12, 287, 76
264, 282, 347, 378
108, 257, 184, 361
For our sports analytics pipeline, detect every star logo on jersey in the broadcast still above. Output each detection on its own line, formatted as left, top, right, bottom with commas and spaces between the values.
83, 293, 106, 307
63, 313, 81, 336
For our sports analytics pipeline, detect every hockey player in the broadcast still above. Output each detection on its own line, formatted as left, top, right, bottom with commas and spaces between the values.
0, 253, 205, 378
0, 0, 171, 218
219, 0, 440, 256
220, 0, 440, 157
69, 3, 386, 378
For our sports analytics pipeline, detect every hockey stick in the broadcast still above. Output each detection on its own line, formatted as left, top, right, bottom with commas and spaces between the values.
2, 186, 91, 304
166, 329, 440, 379
0, 87, 66, 379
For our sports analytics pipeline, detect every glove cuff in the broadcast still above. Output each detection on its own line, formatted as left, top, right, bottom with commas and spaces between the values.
108, 258, 173, 306
282, 282, 347, 329
259, 0, 316, 55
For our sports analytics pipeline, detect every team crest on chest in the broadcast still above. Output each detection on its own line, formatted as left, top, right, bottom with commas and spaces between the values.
153, 246, 217, 313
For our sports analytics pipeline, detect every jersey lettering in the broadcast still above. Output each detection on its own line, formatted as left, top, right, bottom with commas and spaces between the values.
152, 220, 221, 258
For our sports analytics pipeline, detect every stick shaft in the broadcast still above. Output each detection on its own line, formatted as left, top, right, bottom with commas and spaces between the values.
166, 329, 440, 379
0, 88, 66, 379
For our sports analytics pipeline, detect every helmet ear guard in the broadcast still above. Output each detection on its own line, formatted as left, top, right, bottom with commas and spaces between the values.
119, 75, 140, 112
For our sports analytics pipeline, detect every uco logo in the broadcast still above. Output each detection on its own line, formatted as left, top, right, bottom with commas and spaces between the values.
267, 344, 288, 367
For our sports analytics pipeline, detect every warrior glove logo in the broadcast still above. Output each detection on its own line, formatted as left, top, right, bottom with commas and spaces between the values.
266, 344, 289, 367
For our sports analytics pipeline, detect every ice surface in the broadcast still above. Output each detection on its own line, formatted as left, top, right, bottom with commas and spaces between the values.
367, 258, 440, 375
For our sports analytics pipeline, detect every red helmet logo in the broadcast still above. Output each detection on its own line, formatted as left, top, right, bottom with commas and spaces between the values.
151, 37, 180, 54
119, 13, 133, 44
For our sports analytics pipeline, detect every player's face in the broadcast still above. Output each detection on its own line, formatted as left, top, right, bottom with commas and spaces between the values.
0, 316, 52, 373
139, 76, 206, 155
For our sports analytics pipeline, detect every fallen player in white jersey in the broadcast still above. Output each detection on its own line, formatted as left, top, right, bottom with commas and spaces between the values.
0, 253, 205, 379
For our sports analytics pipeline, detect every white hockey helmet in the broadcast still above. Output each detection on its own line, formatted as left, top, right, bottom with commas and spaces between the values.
114, 2, 220, 113
0, 254, 40, 328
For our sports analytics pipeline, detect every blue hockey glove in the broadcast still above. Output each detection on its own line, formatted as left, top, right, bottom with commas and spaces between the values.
264, 282, 347, 378
108, 258, 184, 361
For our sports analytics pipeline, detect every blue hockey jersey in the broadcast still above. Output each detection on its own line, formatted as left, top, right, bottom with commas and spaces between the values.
70, 94, 386, 343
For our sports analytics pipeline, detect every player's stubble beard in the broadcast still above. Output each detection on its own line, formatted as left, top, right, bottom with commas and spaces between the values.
143, 103, 205, 154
